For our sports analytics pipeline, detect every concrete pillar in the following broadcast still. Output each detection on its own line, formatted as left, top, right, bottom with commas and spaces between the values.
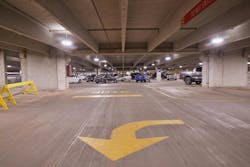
0, 50, 6, 86
200, 54, 209, 87
156, 68, 161, 81
19, 50, 27, 81
56, 52, 69, 90
202, 50, 248, 87
21, 49, 69, 90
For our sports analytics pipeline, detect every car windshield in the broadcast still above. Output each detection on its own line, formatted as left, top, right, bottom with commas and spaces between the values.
196, 67, 202, 72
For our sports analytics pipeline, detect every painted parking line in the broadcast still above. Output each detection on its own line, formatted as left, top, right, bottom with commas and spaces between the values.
72, 94, 143, 99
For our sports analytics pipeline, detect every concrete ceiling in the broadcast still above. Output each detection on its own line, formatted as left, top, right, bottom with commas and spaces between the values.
1, 0, 250, 70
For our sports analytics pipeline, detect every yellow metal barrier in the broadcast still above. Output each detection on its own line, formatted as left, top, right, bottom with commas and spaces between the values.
0, 95, 8, 110
0, 80, 39, 110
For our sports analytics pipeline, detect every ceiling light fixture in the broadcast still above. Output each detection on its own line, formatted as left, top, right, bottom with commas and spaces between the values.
165, 56, 171, 61
179, 65, 183, 68
151, 63, 155, 66
211, 37, 224, 44
143, 66, 147, 69
94, 57, 100, 62
199, 62, 203, 66
104, 64, 107, 67
61, 31, 73, 47
247, 62, 250, 65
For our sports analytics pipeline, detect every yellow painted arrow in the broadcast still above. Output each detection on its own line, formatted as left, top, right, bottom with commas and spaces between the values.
79, 120, 184, 161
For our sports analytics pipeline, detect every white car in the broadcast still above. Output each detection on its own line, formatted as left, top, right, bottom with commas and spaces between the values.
117, 75, 131, 82
78, 74, 87, 81
68, 76, 81, 84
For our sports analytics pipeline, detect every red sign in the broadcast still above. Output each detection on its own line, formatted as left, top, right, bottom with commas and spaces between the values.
181, 0, 216, 25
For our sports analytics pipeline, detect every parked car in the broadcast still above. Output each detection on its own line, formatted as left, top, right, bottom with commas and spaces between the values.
135, 73, 150, 83
181, 67, 202, 85
117, 75, 131, 82
86, 74, 96, 82
6, 72, 21, 84
95, 74, 117, 84
78, 74, 87, 81
68, 75, 81, 84
161, 72, 177, 80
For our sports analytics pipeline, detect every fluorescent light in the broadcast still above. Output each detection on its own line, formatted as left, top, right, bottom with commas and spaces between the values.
211, 37, 224, 44
7, 65, 12, 68
165, 56, 171, 61
94, 58, 99, 62
101, 60, 108, 63
61, 39, 73, 46
179, 65, 183, 68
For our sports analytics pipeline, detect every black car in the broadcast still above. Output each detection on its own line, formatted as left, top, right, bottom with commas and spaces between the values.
95, 74, 117, 84
86, 74, 96, 82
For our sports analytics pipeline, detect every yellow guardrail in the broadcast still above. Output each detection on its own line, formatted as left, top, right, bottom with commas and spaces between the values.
0, 80, 39, 110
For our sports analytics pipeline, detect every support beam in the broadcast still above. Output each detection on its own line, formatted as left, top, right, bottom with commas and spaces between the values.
147, 0, 198, 52
0, 28, 50, 55
35, 0, 98, 53
0, 50, 6, 86
120, 0, 128, 52
199, 20, 250, 51
175, 1, 250, 51
0, 3, 69, 53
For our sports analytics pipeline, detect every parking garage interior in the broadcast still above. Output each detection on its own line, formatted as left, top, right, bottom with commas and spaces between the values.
0, 0, 250, 167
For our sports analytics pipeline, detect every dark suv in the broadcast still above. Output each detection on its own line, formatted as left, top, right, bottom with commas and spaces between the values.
95, 74, 117, 84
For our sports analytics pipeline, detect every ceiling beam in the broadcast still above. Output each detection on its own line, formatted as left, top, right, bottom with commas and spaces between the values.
222, 38, 250, 52
0, 28, 50, 55
199, 20, 250, 51
0, 3, 71, 53
120, 0, 128, 52
147, 0, 199, 52
35, 0, 98, 53
74, 49, 200, 57
175, 1, 250, 51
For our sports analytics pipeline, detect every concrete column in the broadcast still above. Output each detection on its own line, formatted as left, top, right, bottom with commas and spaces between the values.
22, 49, 69, 90
156, 68, 161, 81
200, 54, 209, 87
204, 50, 248, 87
56, 52, 68, 90
0, 50, 6, 86
19, 50, 27, 81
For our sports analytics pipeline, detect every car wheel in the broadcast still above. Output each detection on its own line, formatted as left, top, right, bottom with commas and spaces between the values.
184, 77, 192, 85
196, 81, 201, 85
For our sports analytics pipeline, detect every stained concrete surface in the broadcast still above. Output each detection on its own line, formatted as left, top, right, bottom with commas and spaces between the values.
0, 81, 250, 167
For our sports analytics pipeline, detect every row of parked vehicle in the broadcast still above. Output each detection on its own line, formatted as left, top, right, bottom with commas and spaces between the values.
69, 72, 154, 84
69, 67, 203, 85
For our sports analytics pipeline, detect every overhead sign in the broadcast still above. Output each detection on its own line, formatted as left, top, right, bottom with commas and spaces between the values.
181, 0, 216, 26
79, 120, 184, 161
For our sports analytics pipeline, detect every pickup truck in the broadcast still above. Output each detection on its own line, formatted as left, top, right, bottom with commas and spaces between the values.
181, 67, 202, 85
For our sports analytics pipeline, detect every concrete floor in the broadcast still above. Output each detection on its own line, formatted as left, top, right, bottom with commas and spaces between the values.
0, 81, 250, 167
